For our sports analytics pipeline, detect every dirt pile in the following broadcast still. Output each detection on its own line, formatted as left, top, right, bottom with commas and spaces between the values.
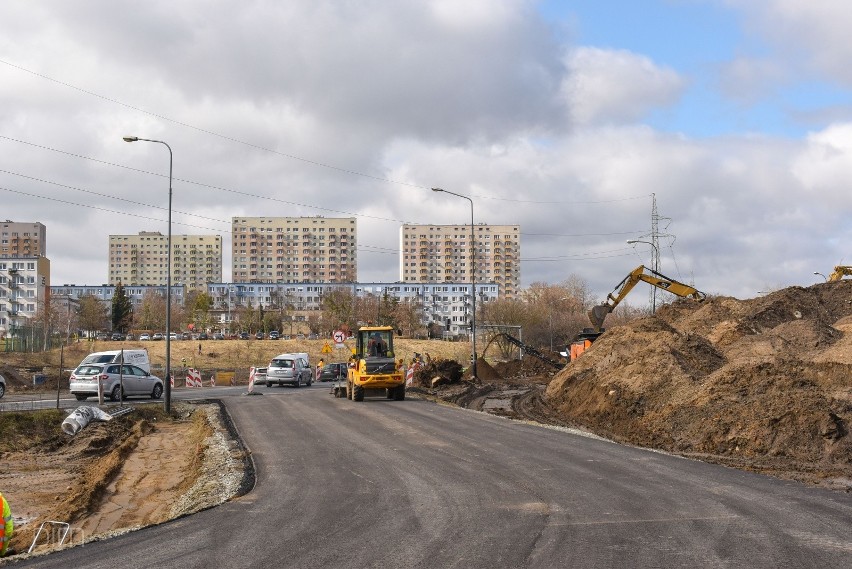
545, 281, 852, 487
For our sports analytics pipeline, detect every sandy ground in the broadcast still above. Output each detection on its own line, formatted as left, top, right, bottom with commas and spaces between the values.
0, 402, 249, 560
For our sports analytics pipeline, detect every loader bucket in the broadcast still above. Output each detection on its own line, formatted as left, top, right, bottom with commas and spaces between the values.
588, 304, 612, 331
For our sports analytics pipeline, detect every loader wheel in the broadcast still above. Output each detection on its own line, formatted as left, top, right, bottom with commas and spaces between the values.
393, 385, 405, 401
346, 382, 353, 400
353, 384, 364, 402
386, 388, 394, 399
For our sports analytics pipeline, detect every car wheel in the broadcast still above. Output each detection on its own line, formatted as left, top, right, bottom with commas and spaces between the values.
0, 384, 5, 398
353, 384, 364, 402
74, 394, 88, 401
110, 385, 122, 402
266, 382, 272, 388
307, 376, 312, 387
295, 376, 302, 388
151, 384, 163, 400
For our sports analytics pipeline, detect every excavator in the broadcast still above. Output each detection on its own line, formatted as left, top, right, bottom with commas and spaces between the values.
828, 266, 852, 281
569, 265, 705, 362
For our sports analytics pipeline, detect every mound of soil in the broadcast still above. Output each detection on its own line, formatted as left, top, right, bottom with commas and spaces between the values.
545, 281, 852, 488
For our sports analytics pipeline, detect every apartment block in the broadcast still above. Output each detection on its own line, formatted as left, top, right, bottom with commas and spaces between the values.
1, 221, 47, 258
0, 256, 51, 337
231, 216, 357, 283
399, 224, 520, 298
108, 232, 223, 291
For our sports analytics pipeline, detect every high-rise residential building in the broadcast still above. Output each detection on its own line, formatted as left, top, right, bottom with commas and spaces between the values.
231, 216, 357, 283
399, 223, 521, 298
1, 221, 47, 258
0, 256, 50, 337
108, 232, 223, 291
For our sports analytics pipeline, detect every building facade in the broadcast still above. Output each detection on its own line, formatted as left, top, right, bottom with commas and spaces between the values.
399, 223, 520, 298
1, 221, 47, 258
231, 216, 357, 283
108, 232, 223, 291
1, 257, 51, 337
207, 281, 498, 336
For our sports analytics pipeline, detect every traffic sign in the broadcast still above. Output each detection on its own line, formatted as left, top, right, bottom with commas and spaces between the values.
333, 330, 346, 344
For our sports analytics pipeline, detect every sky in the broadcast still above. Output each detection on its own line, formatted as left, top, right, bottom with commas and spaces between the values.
2, 0, 852, 304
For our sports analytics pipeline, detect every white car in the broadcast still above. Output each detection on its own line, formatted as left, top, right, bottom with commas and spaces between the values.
70, 363, 164, 402
139, 333, 151, 341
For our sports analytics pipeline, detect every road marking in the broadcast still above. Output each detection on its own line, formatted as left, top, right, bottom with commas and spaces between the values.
545, 515, 741, 527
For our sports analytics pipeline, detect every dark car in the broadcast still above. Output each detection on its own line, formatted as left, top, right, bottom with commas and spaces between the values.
198, 332, 209, 340
268, 331, 280, 340
255, 331, 265, 340
111, 332, 125, 341
213, 333, 225, 340
181, 332, 191, 340
318, 362, 348, 382
239, 332, 250, 340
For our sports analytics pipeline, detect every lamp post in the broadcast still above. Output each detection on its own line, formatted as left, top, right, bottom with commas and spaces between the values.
814, 271, 828, 282
432, 187, 477, 380
627, 239, 660, 313
123, 136, 173, 413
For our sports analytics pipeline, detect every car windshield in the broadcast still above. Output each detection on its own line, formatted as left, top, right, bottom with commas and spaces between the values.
82, 354, 115, 365
74, 365, 104, 376
270, 359, 294, 368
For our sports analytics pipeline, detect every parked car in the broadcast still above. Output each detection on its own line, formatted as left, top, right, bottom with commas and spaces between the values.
169, 333, 179, 341
213, 332, 225, 340
318, 362, 348, 382
111, 332, 125, 341
138, 333, 151, 341
255, 331, 265, 340
69, 363, 164, 402
268, 330, 280, 340
198, 332, 209, 340
266, 353, 313, 387
181, 332, 191, 340
152, 333, 164, 341
96, 332, 109, 341
296, 333, 306, 340
308, 333, 319, 340
0, 373, 6, 398
238, 332, 250, 340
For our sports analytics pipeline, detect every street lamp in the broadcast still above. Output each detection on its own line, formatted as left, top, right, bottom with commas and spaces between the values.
814, 271, 828, 282
627, 239, 660, 313
123, 136, 173, 413
432, 187, 477, 380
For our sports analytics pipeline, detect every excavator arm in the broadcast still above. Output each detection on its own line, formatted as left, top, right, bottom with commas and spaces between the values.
588, 265, 705, 331
828, 266, 852, 282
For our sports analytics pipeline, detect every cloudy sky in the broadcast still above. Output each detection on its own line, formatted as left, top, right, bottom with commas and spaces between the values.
2, 0, 852, 303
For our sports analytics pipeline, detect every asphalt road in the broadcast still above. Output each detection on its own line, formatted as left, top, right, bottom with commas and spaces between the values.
9, 385, 852, 568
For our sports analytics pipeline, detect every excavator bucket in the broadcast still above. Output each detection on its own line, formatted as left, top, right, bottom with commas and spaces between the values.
588, 304, 612, 331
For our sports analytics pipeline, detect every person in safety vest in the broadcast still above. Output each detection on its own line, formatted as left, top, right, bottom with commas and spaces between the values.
1, 491, 13, 557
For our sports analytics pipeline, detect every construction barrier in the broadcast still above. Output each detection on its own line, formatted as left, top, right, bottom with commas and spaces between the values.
185, 368, 202, 388
248, 367, 256, 393
217, 371, 236, 386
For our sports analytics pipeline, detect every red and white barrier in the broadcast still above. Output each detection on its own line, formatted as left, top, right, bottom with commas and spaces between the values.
185, 368, 203, 388
248, 367, 256, 393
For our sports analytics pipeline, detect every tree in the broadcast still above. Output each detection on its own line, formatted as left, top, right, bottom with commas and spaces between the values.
78, 294, 109, 336
111, 282, 133, 333
322, 289, 356, 331
134, 290, 166, 332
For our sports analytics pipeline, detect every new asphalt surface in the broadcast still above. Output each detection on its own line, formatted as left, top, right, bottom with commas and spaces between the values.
10, 386, 852, 568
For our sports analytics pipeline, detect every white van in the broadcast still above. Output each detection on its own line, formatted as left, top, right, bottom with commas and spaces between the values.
78, 349, 150, 373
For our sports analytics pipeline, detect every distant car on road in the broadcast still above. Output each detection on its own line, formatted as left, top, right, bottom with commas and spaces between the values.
318, 362, 348, 382
69, 363, 164, 402
266, 353, 313, 387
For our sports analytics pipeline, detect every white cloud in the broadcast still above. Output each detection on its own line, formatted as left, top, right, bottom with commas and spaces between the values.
561, 47, 686, 126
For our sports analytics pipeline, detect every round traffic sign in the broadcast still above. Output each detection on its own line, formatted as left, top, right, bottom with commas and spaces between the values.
333, 330, 346, 343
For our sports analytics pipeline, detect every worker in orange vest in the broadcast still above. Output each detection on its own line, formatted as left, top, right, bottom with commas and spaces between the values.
1, 491, 13, 557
